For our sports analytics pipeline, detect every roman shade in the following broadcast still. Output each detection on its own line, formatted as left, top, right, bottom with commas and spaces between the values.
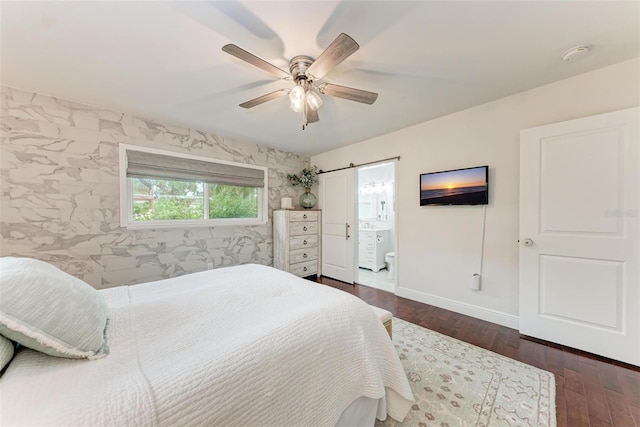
126, 150, 264, 188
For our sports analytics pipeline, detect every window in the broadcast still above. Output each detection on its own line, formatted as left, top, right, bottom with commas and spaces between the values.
119, 144, 268, 229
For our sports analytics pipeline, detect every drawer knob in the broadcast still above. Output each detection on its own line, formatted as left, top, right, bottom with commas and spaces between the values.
303, 226, 307, 231
303, 214, 307, 219
303, 253, 308, 258
303, 266, 308, 272
303, 240, 307, 245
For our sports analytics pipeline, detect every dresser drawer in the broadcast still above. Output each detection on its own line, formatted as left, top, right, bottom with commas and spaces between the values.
290, 211, 318, 222
289, 260, 317, 277
289, 221, 318, 236
290, 247, 318, 264
289, 234, 318, 250
363, 232, 376, 241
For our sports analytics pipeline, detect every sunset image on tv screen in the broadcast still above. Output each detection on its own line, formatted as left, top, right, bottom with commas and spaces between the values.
420, 166, 488, 205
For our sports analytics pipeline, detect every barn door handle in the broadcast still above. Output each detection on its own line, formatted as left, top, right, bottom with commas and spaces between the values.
346, 223, 351, 240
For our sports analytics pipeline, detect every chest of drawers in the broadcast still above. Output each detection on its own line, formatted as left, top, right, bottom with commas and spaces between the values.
273, 210, 321, 277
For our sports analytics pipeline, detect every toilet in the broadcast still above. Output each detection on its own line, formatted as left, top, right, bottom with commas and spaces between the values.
385, 252, 395, 280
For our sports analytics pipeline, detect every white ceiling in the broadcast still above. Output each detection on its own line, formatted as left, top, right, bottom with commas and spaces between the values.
2, 1, 638, 156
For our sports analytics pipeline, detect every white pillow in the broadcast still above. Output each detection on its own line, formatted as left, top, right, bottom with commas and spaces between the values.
0, 257, 109, 359
0, 335, 14, 371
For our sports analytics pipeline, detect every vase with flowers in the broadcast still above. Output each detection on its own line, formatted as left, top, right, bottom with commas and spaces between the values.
287, 165, 319, 209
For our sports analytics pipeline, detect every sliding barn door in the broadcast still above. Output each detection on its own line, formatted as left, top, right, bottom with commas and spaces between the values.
519, 107, 639, 366
318, 169, 356, 283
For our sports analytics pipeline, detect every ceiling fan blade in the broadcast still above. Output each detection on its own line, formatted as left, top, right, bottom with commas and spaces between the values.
306, 33, 359, 80
302, 103, 319, 130
222, 44, 290, 80
318, 83, 378, 105
239, 89, 289, 108
307, 107, 319, 124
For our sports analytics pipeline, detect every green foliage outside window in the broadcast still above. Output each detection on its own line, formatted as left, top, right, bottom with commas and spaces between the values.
132, 178, 257, 221
209, 184, 258, 219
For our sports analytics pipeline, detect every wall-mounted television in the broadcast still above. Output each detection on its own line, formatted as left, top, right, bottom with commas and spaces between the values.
420, 165, 488, 206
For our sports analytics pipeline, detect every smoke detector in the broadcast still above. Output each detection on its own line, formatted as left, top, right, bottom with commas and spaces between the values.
562, 45, 590, 62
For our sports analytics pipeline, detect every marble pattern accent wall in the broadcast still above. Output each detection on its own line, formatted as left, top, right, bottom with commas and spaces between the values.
0, 86, 308, 288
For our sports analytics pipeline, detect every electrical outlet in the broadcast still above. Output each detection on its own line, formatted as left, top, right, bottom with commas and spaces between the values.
207, 262, 214, 270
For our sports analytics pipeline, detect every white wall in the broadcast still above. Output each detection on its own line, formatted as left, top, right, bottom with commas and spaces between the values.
312, 58, 640, 328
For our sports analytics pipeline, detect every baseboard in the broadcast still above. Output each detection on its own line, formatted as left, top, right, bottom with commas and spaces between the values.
395, 287, 519, 330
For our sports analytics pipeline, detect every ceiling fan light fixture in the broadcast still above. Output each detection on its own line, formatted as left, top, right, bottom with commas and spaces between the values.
289, 85, 305, 103
290, 99, 304, 113
306, 89, 323, 111
289, 84, 306, 112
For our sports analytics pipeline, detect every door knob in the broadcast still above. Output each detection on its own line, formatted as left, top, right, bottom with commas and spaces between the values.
521, 238, 534, 246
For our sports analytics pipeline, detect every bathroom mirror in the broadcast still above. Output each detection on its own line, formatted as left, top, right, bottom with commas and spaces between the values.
358, 189, 391, 221
358, 193, 377, 220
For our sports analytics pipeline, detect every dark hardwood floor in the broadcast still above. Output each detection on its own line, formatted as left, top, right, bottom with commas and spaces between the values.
311, 276, 640, 427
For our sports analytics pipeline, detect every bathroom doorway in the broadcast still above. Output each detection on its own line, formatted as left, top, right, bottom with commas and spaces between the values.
356, 161, 396, 292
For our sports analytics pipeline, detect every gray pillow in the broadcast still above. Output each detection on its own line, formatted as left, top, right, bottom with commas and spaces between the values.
0, 335, 14, 371
0, 257, 109, 359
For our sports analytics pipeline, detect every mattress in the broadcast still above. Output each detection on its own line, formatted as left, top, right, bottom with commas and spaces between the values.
0, 264, 413, 426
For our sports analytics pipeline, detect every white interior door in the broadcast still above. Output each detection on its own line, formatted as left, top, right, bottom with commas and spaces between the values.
519, 107, 639, 366
318, 169, 355, 283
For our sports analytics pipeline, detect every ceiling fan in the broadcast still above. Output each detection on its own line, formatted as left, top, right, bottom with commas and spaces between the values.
222, 33, 378, 130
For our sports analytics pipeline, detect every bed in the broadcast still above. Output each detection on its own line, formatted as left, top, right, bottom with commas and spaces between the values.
0, 263, 413, 426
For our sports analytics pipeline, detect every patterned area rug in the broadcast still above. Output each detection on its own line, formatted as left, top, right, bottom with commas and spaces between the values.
377, 318, 556, 427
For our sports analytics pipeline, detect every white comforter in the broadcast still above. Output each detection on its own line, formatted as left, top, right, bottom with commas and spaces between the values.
1, 264, 413, 426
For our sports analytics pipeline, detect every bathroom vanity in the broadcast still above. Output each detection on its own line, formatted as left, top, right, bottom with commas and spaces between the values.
358, 229, 390, 272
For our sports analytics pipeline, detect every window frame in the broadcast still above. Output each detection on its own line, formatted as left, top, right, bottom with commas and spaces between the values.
119, 144, 268, 229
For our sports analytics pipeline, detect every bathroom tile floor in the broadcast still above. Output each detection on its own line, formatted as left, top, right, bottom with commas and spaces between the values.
357, 268, 394, 293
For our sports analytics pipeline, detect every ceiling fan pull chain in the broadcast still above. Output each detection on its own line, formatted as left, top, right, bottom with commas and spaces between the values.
302, 99, 309, 130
